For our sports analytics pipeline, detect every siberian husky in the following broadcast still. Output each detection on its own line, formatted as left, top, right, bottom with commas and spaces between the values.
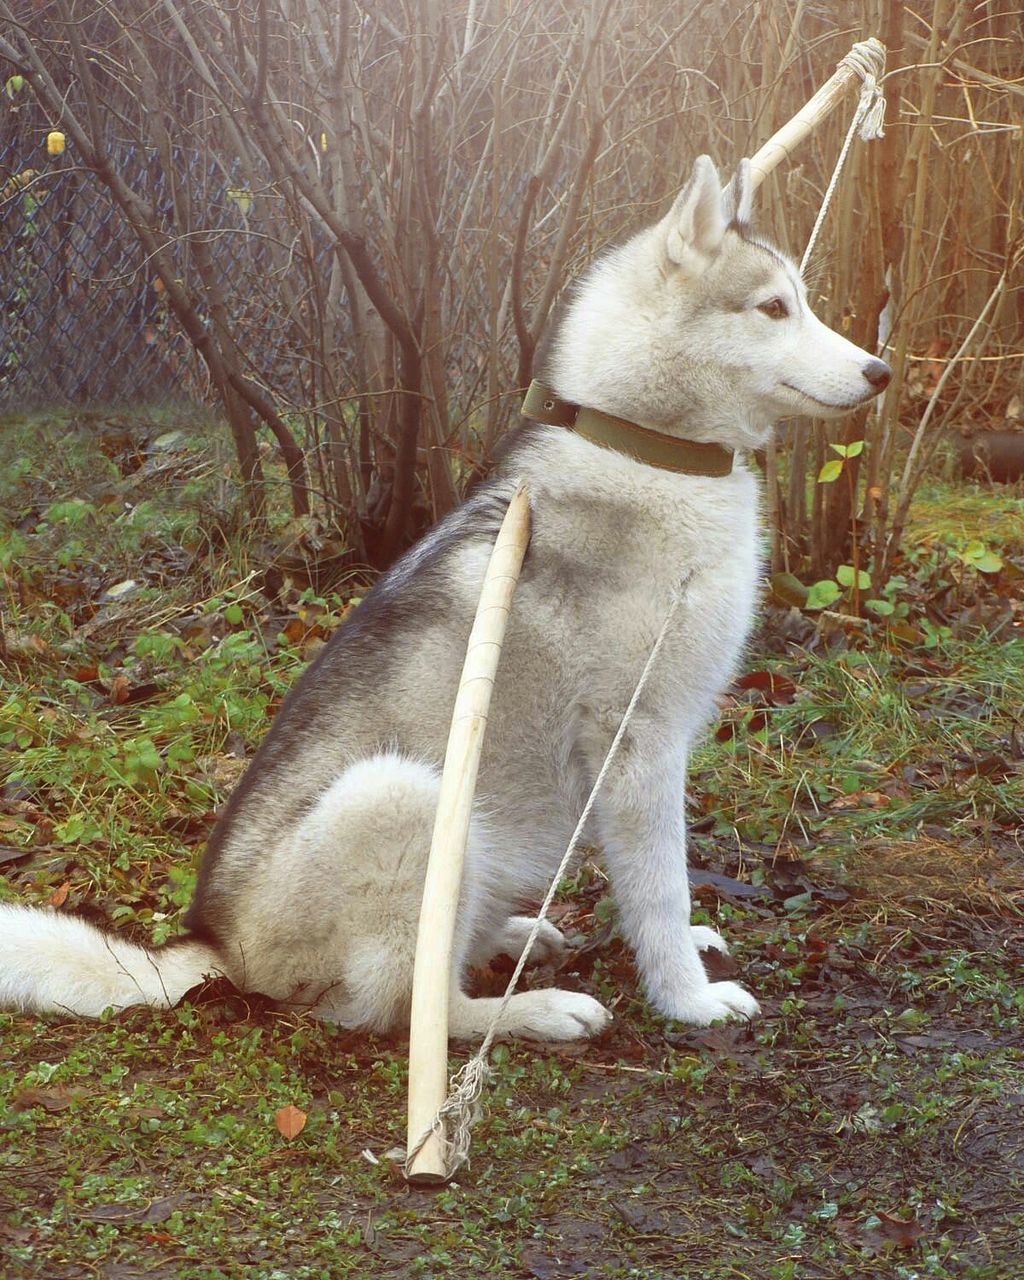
0, 157, 890, 1038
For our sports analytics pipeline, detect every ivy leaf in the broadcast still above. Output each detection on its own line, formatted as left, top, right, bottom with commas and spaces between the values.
54, 813, 102, 844
959, 541, 1003, 574
818, 459, 844, 483
836, 565, 871, 590
864, 598, 895, 616
971, 552, 1003, 574
805, 579, 841, 610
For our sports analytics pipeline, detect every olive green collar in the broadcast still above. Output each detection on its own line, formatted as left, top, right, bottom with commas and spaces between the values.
521, 381, 734, 477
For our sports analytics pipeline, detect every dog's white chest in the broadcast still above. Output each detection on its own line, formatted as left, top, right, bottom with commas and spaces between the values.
516, 441, 761, 735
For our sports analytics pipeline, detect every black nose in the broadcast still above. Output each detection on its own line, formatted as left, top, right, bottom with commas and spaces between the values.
862, 358, 891, 391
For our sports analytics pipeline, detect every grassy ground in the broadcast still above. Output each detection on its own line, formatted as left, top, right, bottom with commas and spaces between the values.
1, 411, 1022, 1279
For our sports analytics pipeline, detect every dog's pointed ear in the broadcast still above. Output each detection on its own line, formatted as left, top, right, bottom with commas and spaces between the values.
722, 158, 753, 229
660, 155, 726, 273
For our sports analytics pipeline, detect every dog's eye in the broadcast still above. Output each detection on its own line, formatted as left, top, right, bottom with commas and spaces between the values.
757, 297, 789, 320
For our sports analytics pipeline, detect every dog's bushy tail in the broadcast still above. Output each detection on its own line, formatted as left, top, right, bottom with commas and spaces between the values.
0, 904, 222, 1017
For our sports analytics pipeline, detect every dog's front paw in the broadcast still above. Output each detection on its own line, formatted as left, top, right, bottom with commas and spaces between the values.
514, 988, 612, 1041
691, 925, 730, 955
662, 980, 760, 1027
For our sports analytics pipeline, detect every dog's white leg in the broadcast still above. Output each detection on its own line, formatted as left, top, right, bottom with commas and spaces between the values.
455, 895, 605, 1040
590, 736, 759, 1026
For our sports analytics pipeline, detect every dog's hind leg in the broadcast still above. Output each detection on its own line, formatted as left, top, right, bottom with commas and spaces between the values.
227, 753, 446, 1030
238, 752, 609, 1041
690, 924, 730, 955
233, 755, 585, 1033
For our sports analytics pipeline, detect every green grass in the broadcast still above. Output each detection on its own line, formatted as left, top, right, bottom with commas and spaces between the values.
3, 961, 1022, 1278
2, 412, 1023, 1278
692, 637, 1024, 852
906, 474, 1024, 551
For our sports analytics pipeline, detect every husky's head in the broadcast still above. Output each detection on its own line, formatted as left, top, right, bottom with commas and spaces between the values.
547, 155, 890, 451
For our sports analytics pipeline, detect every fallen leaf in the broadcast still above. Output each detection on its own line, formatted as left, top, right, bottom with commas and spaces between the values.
770, 572, 809, 608
78, 1202, 152, 1223
688, 869, 769, 901
141, 1194, 182, 1223
125, 1103, 167, 1124
47, 880, 70, 907
5, 632, 55, 661
733, 669, 799, 702
274, 1103, 307, 1140
968, 753, 1014, 781
12, 1085, 85, 1112
100, 579, 139, 603
195, 754, 247, 791
32, 817, 55, 843
862, 1210, 924, 1251
108, 675, 131, 705
0, 846, 34, 867
829, 790, 890, 810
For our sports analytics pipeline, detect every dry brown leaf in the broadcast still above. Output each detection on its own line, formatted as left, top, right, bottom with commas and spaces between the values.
863, 1210, 925, 1251
5, 632, 55, 661
108, 675, 131, 705
829, 790, 890, 811
274, 1103, 307, 1140
12, 1085, 86, 1112
47, 881, 70, 907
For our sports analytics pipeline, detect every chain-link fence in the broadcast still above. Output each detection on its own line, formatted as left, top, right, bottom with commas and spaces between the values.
0, 117, 330, 413
0, 109, 531, 440
2, 132, 186, 408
